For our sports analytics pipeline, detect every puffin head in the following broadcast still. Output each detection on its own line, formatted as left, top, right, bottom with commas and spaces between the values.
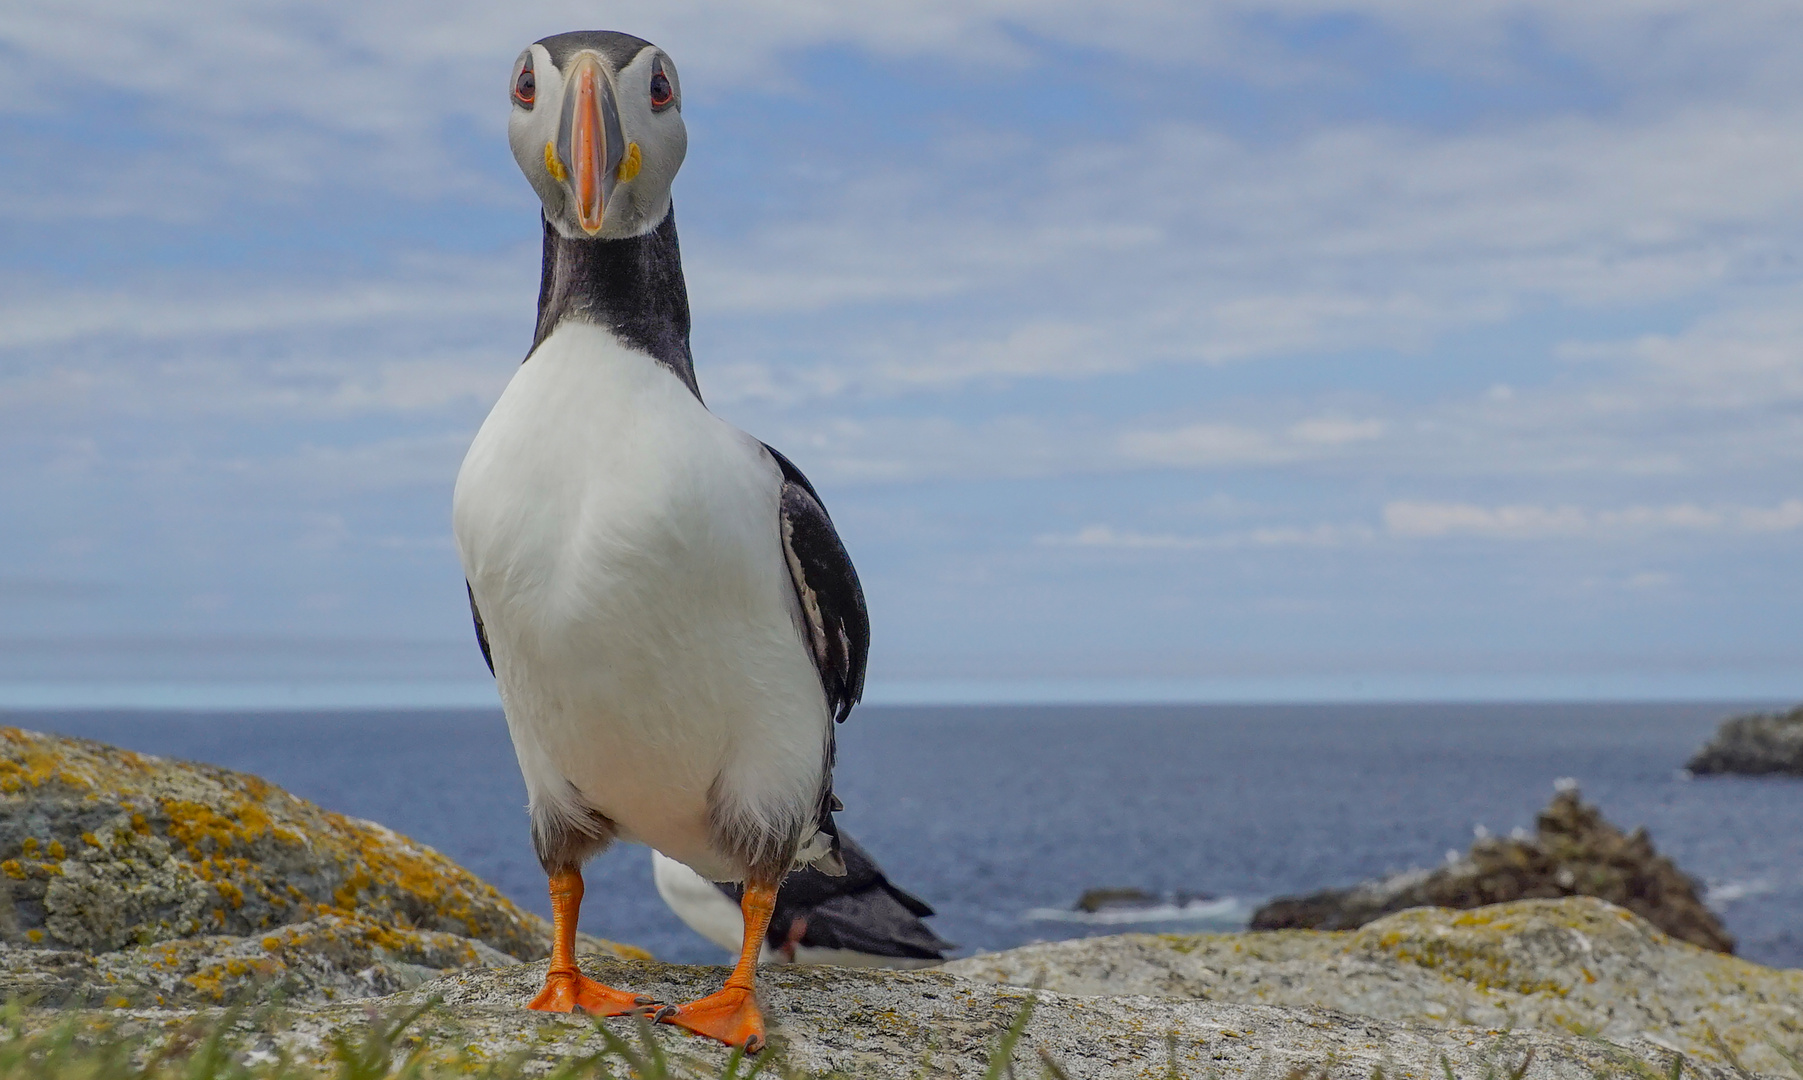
508, 31, 687, 240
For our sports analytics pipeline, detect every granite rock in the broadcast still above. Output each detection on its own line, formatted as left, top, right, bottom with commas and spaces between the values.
4, 727, 1790, 1077
0, 726, 644, 1006
951, 896, 1802, 1077
1687, 706, 1803, 777
41, 926, 1769, 1080
1249, 788, 1732, 953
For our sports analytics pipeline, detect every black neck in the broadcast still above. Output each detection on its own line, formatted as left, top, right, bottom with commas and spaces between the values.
531, 206, 700, 399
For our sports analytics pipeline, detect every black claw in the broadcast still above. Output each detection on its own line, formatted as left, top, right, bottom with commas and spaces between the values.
633, 996, 657, 1005
649, 1004, 678, 1023
745, 1035, 764, 1054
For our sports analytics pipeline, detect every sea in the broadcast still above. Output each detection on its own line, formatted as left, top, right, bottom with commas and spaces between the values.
7, 702, 1801, 970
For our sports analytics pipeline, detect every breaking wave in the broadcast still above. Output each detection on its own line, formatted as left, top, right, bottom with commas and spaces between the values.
1022, 896, 1253, 927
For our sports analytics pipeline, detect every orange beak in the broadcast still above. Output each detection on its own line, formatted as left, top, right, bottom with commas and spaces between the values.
570, 58, 606, 234
557, 53, 621, 235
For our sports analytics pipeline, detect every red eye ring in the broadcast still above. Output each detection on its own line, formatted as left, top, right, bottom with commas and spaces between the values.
650, 66, 673, 109
514, 65, 536, 107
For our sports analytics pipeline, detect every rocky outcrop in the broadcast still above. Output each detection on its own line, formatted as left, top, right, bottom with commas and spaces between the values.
0, 728, 1796, 1077
1249, 787, 1732, 953
0, 726, 643, 1006
0, 912, 522, 1008
951, 896, 1803, 1077
1687, 705, 1803, 776
27, 899, 1790, 1080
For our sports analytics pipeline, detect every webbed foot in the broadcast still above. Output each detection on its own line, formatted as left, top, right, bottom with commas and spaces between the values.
527, 967, 657, 1017
657, 985, 766, 1051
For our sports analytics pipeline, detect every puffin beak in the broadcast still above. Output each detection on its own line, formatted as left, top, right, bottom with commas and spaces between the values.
558, 54, 623, 235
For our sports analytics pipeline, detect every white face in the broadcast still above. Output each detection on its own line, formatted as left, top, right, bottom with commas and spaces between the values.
507, 40, 687, 240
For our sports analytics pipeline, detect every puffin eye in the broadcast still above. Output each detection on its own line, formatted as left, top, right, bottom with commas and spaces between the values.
514, 64, 536, 108
649, 66, 673, 110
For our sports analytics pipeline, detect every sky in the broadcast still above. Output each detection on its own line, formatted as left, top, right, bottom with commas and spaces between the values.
3, 0, 1803, 706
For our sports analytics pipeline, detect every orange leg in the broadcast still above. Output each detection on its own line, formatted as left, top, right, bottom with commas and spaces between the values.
527, 869, 652, 1016
657, 880, 776, 1051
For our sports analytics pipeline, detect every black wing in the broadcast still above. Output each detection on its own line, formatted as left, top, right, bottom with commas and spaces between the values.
467, 582, 495, 676
764, 444, 869, 723
721, 832, 953, 961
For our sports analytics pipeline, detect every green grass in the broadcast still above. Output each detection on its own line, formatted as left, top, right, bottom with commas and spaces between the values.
0, 1001, 770, 1080
3, 997, 1779, 1080
0, 997, 1056, 1080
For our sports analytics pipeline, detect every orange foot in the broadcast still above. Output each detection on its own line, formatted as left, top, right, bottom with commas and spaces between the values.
656, 985, 766, 1051
527, 968, 656, 1017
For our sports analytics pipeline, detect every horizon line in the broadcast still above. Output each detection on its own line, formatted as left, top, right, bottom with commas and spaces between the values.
0, 677, 1792, 712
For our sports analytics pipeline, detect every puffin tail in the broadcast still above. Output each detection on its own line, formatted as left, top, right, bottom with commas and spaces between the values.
795, 785, 846, 876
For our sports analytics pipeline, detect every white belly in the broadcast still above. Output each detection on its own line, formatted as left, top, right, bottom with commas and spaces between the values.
452, 323, 830, 880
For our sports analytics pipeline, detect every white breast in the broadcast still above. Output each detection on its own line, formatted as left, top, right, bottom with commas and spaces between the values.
452, 323, 830, 880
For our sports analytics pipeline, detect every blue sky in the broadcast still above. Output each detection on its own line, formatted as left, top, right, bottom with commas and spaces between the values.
4, 0, 1803, 706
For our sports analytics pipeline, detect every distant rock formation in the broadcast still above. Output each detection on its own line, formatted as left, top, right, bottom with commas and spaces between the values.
1073, 887, 1214, 913
0, 726, 643, 1006
1686, 704, 1803, 776
1248, 787, 1732, 953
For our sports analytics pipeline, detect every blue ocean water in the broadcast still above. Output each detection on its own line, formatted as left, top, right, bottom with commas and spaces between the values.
8, 703, 1801, 969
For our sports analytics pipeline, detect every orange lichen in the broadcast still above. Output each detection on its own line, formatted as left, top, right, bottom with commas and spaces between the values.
182, 957, 282, 1003
160, 797, 275, 858
0, 725, 552, 961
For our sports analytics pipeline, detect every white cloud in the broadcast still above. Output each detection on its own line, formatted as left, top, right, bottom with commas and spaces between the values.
1118, 424, 1291, 468
1037, 521, 1374, 550
1559, 293, 1803, 411
0, 257, 529, 421
0, 255, 528, 349
9, 1, 1801, 127
276, 434, 474, 492
1289, 417, 1386, 445
674, 98, 1803, 412
11, 0, 1803, 687
1118, 416, 1385, 468
1384, 498, 1803, 539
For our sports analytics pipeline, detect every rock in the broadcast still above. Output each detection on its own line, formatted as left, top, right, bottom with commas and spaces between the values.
1075, 887, 1216, 913
950, 896, 1803, 1077
1687, 705, 1803, 776
25, 911, 1770, 1080
1249, 787, 1732, 953
0, 726, 645, 1005
1076, 887, 1160, 912
0, 912, 519, 1008
0, 728, 1790, 1077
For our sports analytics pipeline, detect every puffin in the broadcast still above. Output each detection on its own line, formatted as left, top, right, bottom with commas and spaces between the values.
651, 832, 953, 968
452, 30, 868, 1052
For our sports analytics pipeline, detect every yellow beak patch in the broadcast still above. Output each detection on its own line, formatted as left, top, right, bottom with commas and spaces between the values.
544, 141, 567, 182
617, 143, 641, 183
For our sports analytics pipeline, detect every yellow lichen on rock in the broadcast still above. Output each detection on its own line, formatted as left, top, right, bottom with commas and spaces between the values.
0, 725, 551, 960
951, 898, 1803, 1076
0, 727, 657, 1011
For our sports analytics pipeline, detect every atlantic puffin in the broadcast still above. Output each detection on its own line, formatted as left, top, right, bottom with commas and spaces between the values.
652, 832, 952, 968
453, 31, 868, 1052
